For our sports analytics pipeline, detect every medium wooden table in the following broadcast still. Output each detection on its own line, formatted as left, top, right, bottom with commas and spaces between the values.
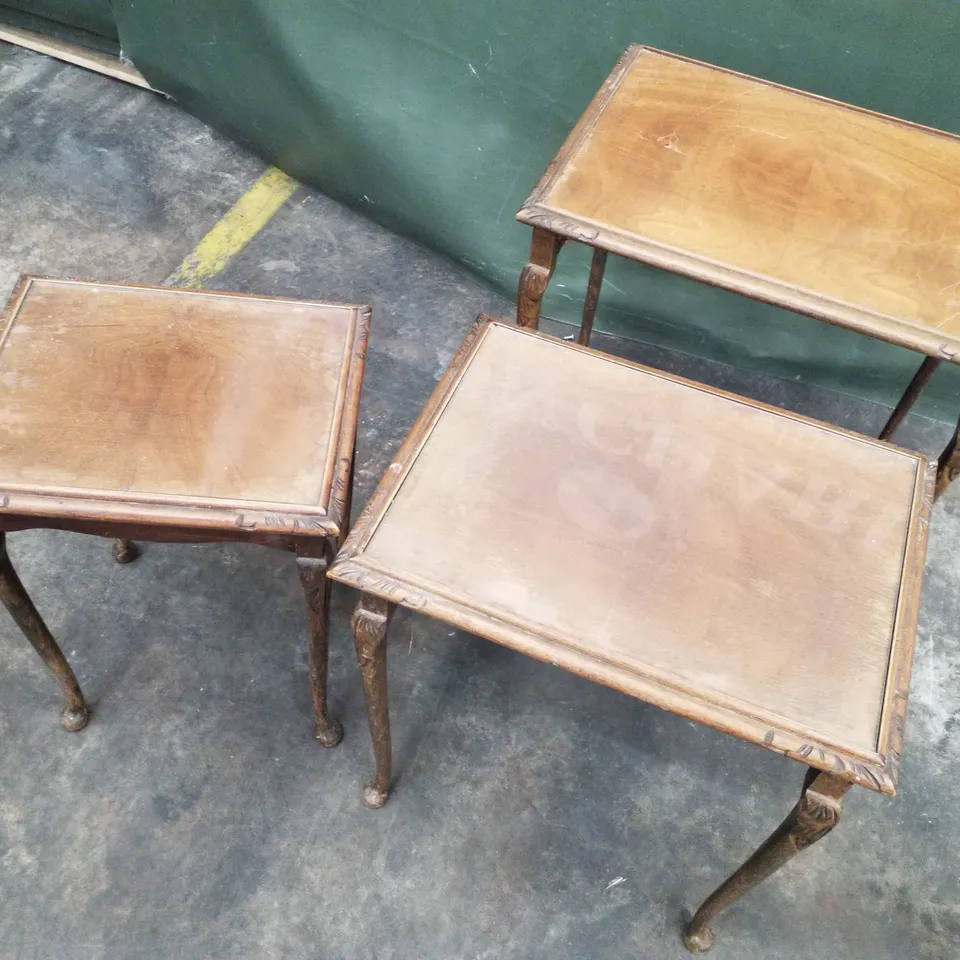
0, 276, 368, 745
516, 45, 960, 497
330, 319, 934, 952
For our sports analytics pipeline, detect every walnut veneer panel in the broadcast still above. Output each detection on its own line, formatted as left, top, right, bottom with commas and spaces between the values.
361, 324, 922, 757
524, 48, 960, 354
0, 278, 357, 507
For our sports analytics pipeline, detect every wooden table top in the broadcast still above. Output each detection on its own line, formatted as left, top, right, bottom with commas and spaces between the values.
518, 46, 960, 361
331, 320, 935, 793
0, 277, 369, 538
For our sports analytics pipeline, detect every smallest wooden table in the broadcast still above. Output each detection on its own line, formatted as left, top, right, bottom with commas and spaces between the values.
516, 45, 960, 495
0, 276, 368, 746
330, 319, 933, 952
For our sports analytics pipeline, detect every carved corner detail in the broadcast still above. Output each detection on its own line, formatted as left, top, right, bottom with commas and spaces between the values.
523, 211, 600, 243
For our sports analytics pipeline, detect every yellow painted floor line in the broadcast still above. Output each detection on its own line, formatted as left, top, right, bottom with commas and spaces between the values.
165, 166, 298, 288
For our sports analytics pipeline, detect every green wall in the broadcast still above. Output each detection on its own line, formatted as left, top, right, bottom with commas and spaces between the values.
15, 1, 960, 416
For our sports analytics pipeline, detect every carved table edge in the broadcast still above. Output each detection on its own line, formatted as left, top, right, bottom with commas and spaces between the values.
512, 207, 960, 363
327, 556, 903, 794
0, 494, 342, 542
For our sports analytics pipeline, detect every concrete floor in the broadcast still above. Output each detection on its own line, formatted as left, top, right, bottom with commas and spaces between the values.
1, 43, 959, 960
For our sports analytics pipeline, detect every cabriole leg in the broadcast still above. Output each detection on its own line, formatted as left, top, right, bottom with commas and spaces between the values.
936, 414, 960, 501
516, 227, 563, 330
683, 769, 852, 953
878, 356, 941, 441
112, 539, 139, 564
0, 531, 90, 731
297, 545, 343, 748
578, 247, 607, 346
351, 592, 394, 808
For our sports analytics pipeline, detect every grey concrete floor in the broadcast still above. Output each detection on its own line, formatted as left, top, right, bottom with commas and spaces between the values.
1, 43, 959, 960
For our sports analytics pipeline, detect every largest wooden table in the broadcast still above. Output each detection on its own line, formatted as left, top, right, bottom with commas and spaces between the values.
330, 319, 934, 953
516, 45, 960, 495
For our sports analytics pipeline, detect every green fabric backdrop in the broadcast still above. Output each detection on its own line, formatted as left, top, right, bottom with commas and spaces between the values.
11, 1, 960, 415
0, 1, 118, 51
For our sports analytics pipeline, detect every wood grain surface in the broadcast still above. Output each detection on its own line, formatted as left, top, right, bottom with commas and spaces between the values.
332, 321, 935, 793
0, 278, 368, 744
519, 47, 960, 358
0, 25, 154, 90
0, 278, 358, 509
